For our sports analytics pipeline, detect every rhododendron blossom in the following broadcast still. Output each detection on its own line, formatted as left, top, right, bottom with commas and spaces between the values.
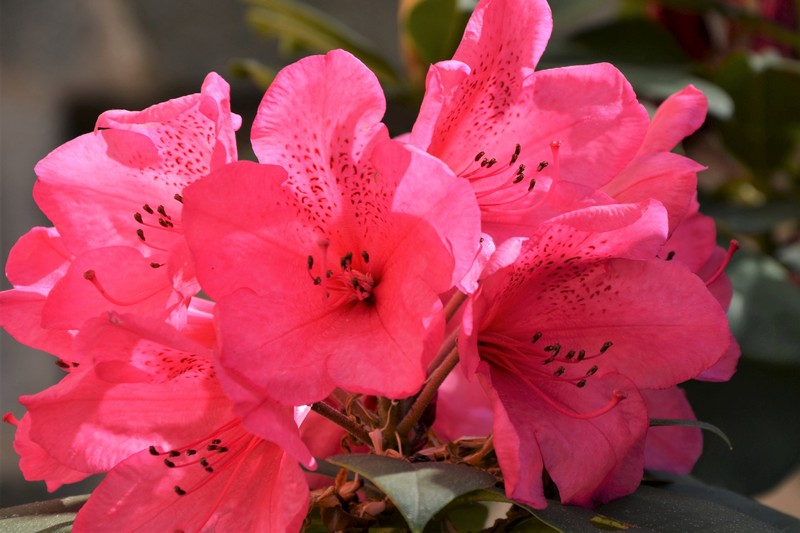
11, 303, 312, 532
409, 0, 651, 241
182, 50, 480, 421
5, 73, 240, 332
459, 202, 732, 507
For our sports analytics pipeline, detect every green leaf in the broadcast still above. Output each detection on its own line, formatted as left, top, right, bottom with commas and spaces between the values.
0, 495, 88, 533
245, 0, 401, 86
328, 454, 497, 533
685, 360, 800, 494
714, 52, 800, 178
228, 58, 277, 90
401, 0, 470, 66
727, 251, 800, 366
649, 419, 733, 450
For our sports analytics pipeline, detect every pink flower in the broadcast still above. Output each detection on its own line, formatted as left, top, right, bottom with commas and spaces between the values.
17, 72, 239, 331
409, 0, 651, 241
459, 201, 732, 508
11, 303, 311, 532
182, 51, 480, 425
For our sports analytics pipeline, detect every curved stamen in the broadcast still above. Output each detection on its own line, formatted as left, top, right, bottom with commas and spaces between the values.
83, 269, 168, 306
705, 240, 739, 286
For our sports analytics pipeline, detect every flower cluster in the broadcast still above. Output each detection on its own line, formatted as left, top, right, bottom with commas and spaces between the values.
1, 0, 737, 530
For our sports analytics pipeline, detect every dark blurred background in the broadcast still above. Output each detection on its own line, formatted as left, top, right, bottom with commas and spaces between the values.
2, 0, 799, 516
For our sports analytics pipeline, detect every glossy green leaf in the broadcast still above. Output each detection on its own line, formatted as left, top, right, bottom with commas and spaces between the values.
245, 0, 401, 86
328, 453, 496, 533
0, 495, 88, 533
727, 251, 800, 366
686, 360, 800, 494
714, 52, 800, 177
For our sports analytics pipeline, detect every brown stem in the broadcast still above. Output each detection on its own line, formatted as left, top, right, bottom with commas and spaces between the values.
444, 290, 468, 323
426, 326, 459, 377
311, 401, 372, 446
397, 346, 460, 438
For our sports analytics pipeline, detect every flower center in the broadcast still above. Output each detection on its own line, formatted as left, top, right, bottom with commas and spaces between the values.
307, 239, 376, 307
477, 330, 625, 420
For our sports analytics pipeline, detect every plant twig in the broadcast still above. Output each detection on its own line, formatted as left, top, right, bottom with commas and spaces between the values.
311, 401, 372, 446
397, 346, 460, 438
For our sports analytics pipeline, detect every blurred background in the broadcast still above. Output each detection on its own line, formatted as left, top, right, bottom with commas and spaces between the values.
2, 0, 799, 517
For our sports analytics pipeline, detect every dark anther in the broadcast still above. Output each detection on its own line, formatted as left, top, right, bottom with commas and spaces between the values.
71, 361, 80, 367
168, 450, 181, 457
205, 466, 214, 473
313, 277, 322, 285
510, 144, 521, 164
83, 270, 96, 280
513, 173, 525, 184
174, 193, 183, 203
543, 355, 557, 365
666, 251, 676, 261
211, 439, 222, 445
158, 218, 169, 227
517, 164, 526, 174
56, 359, 70, 370
186, 449, 196, 456
307, 255, 314, 269
164, 459, 176, 468
480, 158, 489, 167
134, 213, 144, 224
207, 444, 218, 451
474, 151, 485, 162
143, 204, 154, 214
157, 205, 168, 217
174, 485, 187, 496
537, 161, 549, 172
576, 379, 587, 388
340, 252, 353, 270
200, 458, 209, 467
577, 350, 586, 361
351, 278, 360, 289
361, 251, 370, 263
586, 365, 599, 376
528, 179, 536, 191
137, 229, 146, 241
554, 366, 566, 376
326, 269, 333, 278
217, 447, 229, 453
565, 350, 576, 359
532, 332, 543, 343
149, 446, 160, 456
600, 341, 613, 354
544, 343, 561, 355
486, 158, 497, 168
150, 262, 162, 269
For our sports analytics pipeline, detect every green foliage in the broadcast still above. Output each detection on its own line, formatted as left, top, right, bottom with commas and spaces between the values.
328, 453, 497, 533
0, 495, 88, 533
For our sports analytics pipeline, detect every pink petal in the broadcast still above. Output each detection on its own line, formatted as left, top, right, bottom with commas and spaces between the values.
10, 413, 90, 492
642, 387, 702, 475
33, 73, 238, 258
433, 364, 493, 441
23, 314, 234, 474
252, 49, 388, 214
602, 152, 702, 232
0, 290, 76, 357
42, 246, 189, 330
658, 210, 717, 273
483, 366, 647, 508
73, 434, 308, 533
638, 85, 707, 155
5, 227, 71, 289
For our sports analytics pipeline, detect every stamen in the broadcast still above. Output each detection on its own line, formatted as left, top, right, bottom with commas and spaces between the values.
134, 213, 144, 224
83, 269, 161, 307
600, 341, 613, 354
532, 332, 543, 343
537, 161, 548, 172
361, 251, 370, 263
174, 486, 187, 496
705, 240, 739, 286
142, 204, 154, 214
173, 193, 183, 203
666, 251, 676, 261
